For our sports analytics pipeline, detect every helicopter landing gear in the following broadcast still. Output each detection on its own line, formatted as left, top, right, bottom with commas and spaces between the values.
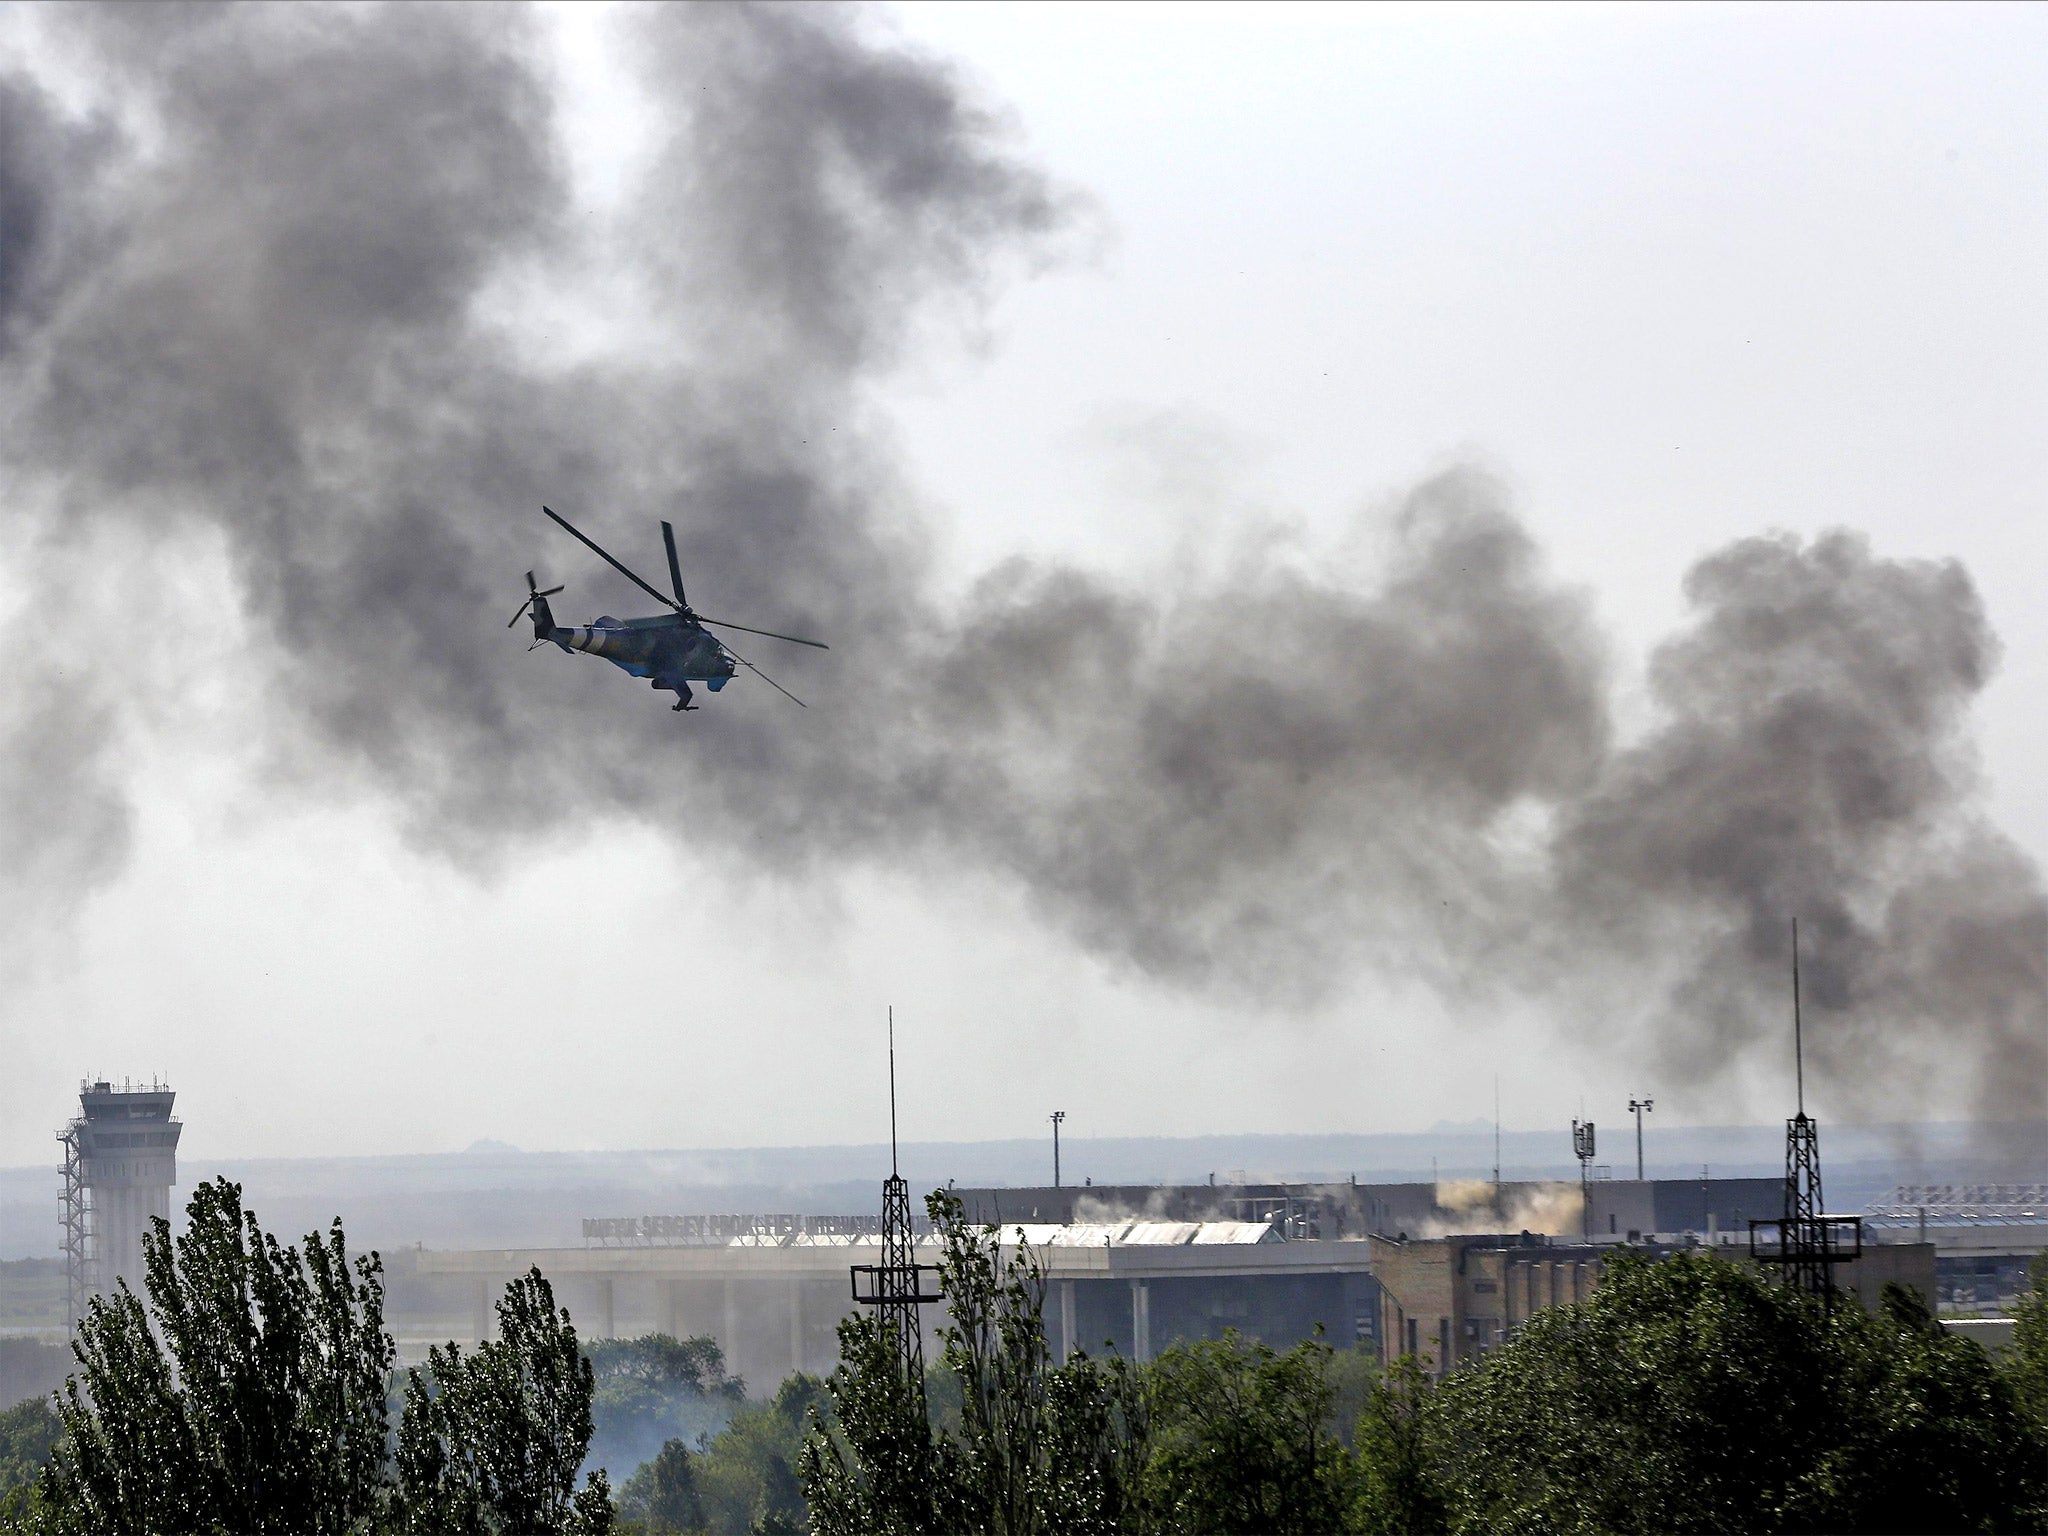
671, 682, 697, 712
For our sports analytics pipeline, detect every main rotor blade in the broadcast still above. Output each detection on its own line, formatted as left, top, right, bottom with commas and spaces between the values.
695, 617, 829, 649
541, 506, 680, 612
661, 520, 687, 609
718, 640, 807, 707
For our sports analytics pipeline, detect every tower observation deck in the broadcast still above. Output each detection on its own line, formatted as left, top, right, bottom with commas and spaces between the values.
60, 1079, 181, 1324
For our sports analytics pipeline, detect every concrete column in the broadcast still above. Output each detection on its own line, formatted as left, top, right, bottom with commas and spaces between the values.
599, 1276, 615, 1340
473, 1277, 492, 1344
789, 1278, 805, 1376
1058, 1280, 1075, 1364
667, 1280, 681, 1339
1130, 1279, 1151, 1363
723, 1277, 740, 1373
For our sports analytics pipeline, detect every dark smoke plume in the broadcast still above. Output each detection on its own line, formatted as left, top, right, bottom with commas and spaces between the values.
1557, 532, 2046, 1121
0, 2, 2038, 1122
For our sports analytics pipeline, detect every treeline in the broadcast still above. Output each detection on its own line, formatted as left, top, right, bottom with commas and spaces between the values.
1, 1179, 2044, 1533
787, 1191, 2048, 1535
0, 1179, 612, 1534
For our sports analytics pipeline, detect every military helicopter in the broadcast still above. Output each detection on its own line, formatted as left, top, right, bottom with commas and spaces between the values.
509, 505, 827, 711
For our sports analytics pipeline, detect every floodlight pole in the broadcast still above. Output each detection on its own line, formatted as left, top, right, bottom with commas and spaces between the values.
1628, 1097, 1654, 1181
1051, 1110, 1066, 1189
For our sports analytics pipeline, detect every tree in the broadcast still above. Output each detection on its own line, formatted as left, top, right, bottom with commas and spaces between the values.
1427, 1250, 1848, 1535
0, 1399, 63, 1526
44, 1178, 392, 1535
1818, 1283, 2043, 1534
797, 1302, 935, 1536
28, 1179, 614, 1536
393, 1267, 613, 1535
587, 1334, 745, 1486
692, 1376, 825, 1536
1348, 1355, 1443, 1536
2009, 1252, 2048, 1435
617, 1438, 704, 1534
1424, 1250, 2047, 1536
802, 1190, 1146, 1536
1139, 1331, 1351, 1535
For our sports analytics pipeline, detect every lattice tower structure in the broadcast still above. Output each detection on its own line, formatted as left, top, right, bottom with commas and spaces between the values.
1752, 922, 1859, 1304
878, 1169, 928, 1396
1782, 1110, 1830, 1298
850, 1010, 938, 1422
58, 1123, 93, 1337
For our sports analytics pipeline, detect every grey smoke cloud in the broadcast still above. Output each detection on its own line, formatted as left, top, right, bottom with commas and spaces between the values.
1557, 532, 2046, 1120
0, 2, 2038, 1123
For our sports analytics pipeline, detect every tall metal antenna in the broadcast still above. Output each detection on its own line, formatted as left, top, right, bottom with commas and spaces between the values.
1750, 918, 1861, 1303
1792, 917, 1805, 1116
852, 1007, 938, 1415
1492, 1077, 1501, 1193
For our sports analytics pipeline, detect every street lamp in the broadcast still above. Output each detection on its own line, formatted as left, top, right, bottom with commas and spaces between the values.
1051, 1110, 1066, 1189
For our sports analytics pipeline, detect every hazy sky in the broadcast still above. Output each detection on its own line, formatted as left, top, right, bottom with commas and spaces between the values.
2, 2, 2042, 1165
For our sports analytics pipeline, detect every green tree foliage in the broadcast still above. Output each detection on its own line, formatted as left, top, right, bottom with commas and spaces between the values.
1418, 1252, 2045, 1536
393, 1268, 613, 1535
44, 1178, 392, 1535
692, 1376, 824, 1536
616, 1375, 823, 1535
807, 1191, 1363, 1536
587, 1335, 745, 1484
798, 1301, 936, 1535
617, 1438, 703, 1533
17, 1179, 612, 1536
1140, 1331, 1350, 1535
1426, 1249, 1843, 1534
0, 1400, 62, 1522
1348, 1355, 1441, 1536
800, 1207, 2048, 1536
1818, 1284, 2041, 1533
2009, 1252, 2048, 1435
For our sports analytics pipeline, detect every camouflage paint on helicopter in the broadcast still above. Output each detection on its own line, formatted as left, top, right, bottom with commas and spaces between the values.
511, 506, 826, 712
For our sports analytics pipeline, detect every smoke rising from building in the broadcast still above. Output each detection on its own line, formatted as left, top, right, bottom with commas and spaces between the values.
1425, 1180, 1583, 1240
0, 3, 2039, 1123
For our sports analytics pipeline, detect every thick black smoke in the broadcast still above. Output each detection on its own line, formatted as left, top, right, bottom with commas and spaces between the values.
0, 2, 2038, 1121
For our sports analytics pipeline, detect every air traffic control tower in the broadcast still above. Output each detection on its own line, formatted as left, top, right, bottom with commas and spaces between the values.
60, 1079, 181, 1327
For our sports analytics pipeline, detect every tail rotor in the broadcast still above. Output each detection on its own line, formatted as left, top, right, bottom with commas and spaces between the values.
507, 571, 566, 629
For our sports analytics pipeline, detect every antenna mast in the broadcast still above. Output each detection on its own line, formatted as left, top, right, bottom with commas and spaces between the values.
1492, 1077, 1502, 1212
1750, 919, 1860, 1303
851, 1006, 937, 1424
1792, 917, 1804, 1116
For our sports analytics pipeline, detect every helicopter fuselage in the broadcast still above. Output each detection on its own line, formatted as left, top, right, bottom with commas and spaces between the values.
534, 599, 736, 698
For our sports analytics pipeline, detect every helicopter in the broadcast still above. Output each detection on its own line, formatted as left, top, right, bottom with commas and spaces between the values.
509, 505, 827, 711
